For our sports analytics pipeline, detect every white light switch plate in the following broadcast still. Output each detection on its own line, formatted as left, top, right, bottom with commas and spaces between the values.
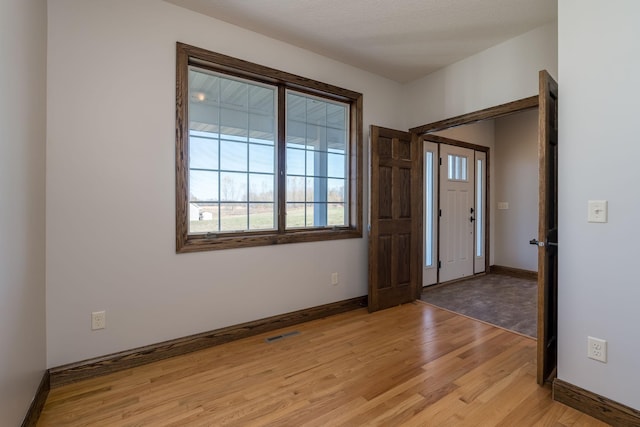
497, 202, 509, 210
588, 200, 607, 223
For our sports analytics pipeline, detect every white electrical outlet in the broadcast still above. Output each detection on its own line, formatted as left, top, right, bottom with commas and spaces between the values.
587, 336, 607, 362
331, 272, 339, 286
92, 311, 106, 330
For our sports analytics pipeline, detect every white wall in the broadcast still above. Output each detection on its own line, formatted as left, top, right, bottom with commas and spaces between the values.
402, 20, 556, 276
402, 21, 558, 129
0, 0, 47, 424
46, 0, 403, 367
558, 0, 640, 410
494, 110, 538, 271
432, 121, 497, 266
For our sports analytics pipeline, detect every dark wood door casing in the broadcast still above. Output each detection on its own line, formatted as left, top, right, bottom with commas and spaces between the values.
537, 70, 559, 385
368, 126, 422, 312
409, 89, 557, 387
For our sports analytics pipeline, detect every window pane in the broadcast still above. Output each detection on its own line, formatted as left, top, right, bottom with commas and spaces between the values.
328, 178, 345, 202
219, 203, 248, 231
220, 140, 247, 172
306, 123, 323, 150
249, 127, 275, 145
327, 103, 346, 128
286, 176, 305, 202
249, 203, 274, 230
285, 90, 349, 229
328, 153, 345, 178
328, 203, 346, 226
425, 152, 434, 267
219, 79, 249, 140
307, 150, 329, 177
189, 170, 218, 202
306, 177, 327, 202
249, 85, 274, 115
306, 203, 316, 227
286, 148, 305, 175
460, 157, 468, 180
306, 150, 316, 176
189, 69, 220, 134
287, 94, 306, 121
249, 85, 275, 145
220, 172, 247, 202
286, 203, 305, 228
189, 203, 219, 234
307, 98, 326, 126
286, 94, 306, 148
187, 67, 277, 236
476, 159, 483, 257
249, 144, 274, 173
249, 173, 274, 202
327, 128, 346, 153
220, 110, 248, 141
447, 154, 468, 181
190, 135, 218, 170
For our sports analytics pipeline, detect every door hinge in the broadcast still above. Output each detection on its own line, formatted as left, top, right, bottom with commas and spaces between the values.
439, 157, 442, 166
439, 209, 442, 217
438, 260, 442, 269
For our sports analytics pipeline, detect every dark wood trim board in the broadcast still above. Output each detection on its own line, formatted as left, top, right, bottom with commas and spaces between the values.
49, 296, 367, 388
490, 265, 538, 281
422, 134, 490, 153
409, 95, 538, 135
21, 370, 50, 427
553, 378, 640, 427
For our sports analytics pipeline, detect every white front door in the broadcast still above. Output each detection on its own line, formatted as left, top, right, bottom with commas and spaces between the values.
439, 145, 474, 282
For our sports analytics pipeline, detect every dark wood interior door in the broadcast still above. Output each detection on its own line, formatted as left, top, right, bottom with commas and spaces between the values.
537, 70, 559, 384
368, 126, 422, 312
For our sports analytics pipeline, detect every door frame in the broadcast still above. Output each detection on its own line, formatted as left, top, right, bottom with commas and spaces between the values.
410, 96, 539, 134
422, 134, 491, 283
411, 96, 538, 283
537, 70, 559, 384
410, 94, 553, 380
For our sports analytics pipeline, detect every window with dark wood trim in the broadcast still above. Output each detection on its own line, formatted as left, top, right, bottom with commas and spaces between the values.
176, 43, 363, 253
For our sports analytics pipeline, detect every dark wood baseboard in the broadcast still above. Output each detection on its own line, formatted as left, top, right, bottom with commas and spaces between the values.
21, 370, 50, 427
553, 378, 640, 427
50, 296, 367, 388
490, 265, 538, 280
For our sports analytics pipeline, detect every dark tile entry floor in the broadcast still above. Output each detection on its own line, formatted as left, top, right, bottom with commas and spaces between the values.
421, 273, 537, 338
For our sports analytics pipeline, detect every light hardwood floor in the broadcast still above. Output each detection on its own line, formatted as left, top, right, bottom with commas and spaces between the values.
38, 302, 608, 426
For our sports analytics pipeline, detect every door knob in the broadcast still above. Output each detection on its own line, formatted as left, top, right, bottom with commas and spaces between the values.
530, 238, 547, 247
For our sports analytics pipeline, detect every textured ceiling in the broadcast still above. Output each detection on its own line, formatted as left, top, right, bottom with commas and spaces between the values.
166, 0, 557, 83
